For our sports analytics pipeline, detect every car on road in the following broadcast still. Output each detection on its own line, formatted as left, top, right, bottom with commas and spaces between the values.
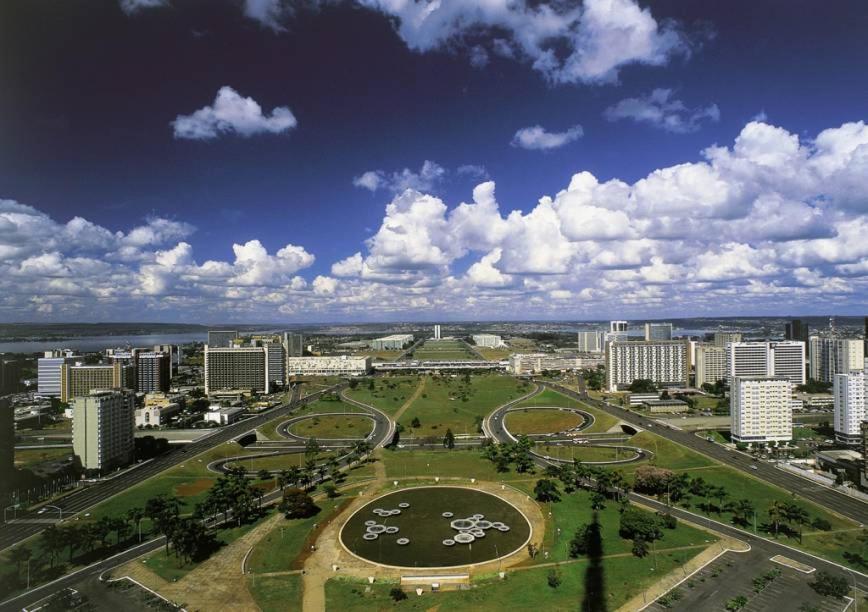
750, 465, 758, 470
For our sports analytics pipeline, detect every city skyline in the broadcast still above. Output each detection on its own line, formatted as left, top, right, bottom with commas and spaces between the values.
2, 1, 868, 323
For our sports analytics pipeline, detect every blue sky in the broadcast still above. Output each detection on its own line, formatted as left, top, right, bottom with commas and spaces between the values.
1, 0, 867, 323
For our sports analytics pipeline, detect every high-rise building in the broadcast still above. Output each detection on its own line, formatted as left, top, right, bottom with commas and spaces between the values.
266, 341, 285, 387
283, 332, 304, 358
136, 352, 171, 394
610, 321, 628, 333
434, 325, 442, 340
785, 319, 810, 344
809, 337, 865, 383
730, 377, 793, 444
60, 362, 135, 403
0, 397, 12, 501
0, 359, 21, 395
604, 340, 690, 392
207, 330, 238, 349
725, 341, 806, 386
644, 322, 673, 341
833, 371, 866, 445
72, 389, 135, 473
204, 346, 270, 395
153, 344, 178, 375
577, 331, 605, 354
37, 353, 80, 396
713, 332, 743, 348
695, 344, 727, 388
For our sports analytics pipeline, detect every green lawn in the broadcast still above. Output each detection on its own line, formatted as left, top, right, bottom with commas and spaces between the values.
226, 451, 337, 472
476, 347, 512, 361
247, 574, 302, 612
257, 398, 367, 440
344, 375, 422, 416
399, 374, 529, 436
287, 414, 373, 439
381, 449, 533, 482
411, 339, 479, 361
536, 444, 632, 463
506, 407, 584, 435
248, 497, 350, 573
14, 447, 73, 469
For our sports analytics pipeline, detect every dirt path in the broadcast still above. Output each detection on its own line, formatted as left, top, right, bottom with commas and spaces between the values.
115, 511, 283, 612
391, 376, 427, 424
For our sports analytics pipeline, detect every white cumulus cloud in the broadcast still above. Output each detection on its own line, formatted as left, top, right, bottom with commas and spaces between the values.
604, 88, 720, 133
511, 124, 583, 150
172, 86, 297, 140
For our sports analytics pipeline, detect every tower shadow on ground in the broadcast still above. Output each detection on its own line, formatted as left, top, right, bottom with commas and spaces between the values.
582, 511, 607, 612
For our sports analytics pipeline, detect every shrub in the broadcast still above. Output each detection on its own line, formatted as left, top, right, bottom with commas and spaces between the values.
279, 488, 319, 519
389, 587, 407, 602
810, 571, 849, 598
547, 568, 562, 588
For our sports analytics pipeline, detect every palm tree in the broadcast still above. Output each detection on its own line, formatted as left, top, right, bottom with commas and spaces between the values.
40, 526, 65, 568
768, 500, 785, 536
8, 545, 32, 583
785, 503, 810, 543
125, 507, 145, 542
731, 499, 755, 527
712, 486, 729, 515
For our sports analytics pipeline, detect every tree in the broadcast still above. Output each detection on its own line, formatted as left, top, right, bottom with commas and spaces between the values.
547, 567, 562, 588
527, 542, 539, 559
810, 571, 849, 598
784, 502, 810, 543
125, 507, 145, 542
767, 500, 785, 536
389, 587, 408, 602
534, 479, 561, 503
569, 522, 599, 558
9, 545, 32, 583
443, 428, 455, 449
280, 488, 319, 519
619, 508, 663, 543
730, 499, 755, 528
631, 536, 649, 558
632, 466, 674, 497
305, 437, 321, 457
257, 468, 272, 482
725, 596, 748, 611
323, 484, 339, 498
628, 379, 657, 393
40, 525, 65, 568
410, 416, 421, 428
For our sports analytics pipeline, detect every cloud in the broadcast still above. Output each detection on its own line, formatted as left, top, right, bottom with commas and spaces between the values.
604, 88, 720, 133
118, 0, 167, 15
243, 0, 287, 31
456, 164, 489, 179
355, 0, 688, 84
172, 86, 297, 140
511, 124, 583, 150
353, 160, 446, 193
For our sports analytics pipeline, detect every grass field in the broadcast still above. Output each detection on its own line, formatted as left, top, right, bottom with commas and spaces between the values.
226, 451, 337, 472
411, 339, 479, 361
360, 349, 403, 361
247, 574, 302, 612
344, 375, 422, 416
14, 447, 72, 469
518, 389, 622, 434
398, 374, 529, 435
287, 414, 373, 439
257, 398, 367, 440
381, 449, 532, 482
535, 444, 631, 463
505, 409, 584, 435
475, 347, 512, 361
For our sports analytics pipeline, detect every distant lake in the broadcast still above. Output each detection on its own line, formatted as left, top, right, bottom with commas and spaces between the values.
0, 332, 209, 354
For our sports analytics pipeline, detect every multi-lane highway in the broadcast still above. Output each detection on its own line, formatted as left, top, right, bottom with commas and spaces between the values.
543, 380, 868, 525
0, 383, 347, 553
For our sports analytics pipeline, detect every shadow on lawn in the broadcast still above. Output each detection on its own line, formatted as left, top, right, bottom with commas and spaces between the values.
582, 511, 607, 612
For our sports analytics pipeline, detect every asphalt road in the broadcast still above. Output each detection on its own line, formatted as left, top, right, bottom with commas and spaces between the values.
543, 381, 868, 526
0, 383, 346, 553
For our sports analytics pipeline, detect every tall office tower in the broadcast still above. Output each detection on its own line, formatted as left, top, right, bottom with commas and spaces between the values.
204, 346, 269, 395
136, 352, 171, 393
833, 371, 867, 445
604, 340, 690, 392
434, 325, 442, 340
153, 344, 177, 375
725, 341, 806, 386
283, 332, 304, 358
577, 331, 605, 354
0, 359, 21, 395
809, 337, 865, 383
0, 397, 12, 501
610, 321, 628, 333
730, 377, 793, 444
784, 319, 810, 344
266, 341, 285, 386
695, 345, 727, 388
207, 330, 238, 349
72, 389, 135, 473
713, 332, 743, 348
60, 362, 135, 402
37, 353, 80, 396
644, 322, 673, 341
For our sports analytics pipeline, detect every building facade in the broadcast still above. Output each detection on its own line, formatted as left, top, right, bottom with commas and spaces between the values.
471, 334, 503, 348
37, 354, 80, 396
509, 353, 580, 375
713, 332, 743, 348
809, 337, 865, 383
285, 355, 371, 376
204, 346, 270, 395
644, 322, 673, 341
730, 377, 793, 444
371, 334, 415, 351
0, 397, 12, 500
785, 319, 810, 344
60, 362, 135, 403
833, 370, 866, 445
434, 325, 442, 340
604, 340, 690, 392
725, 341, 806, 386
135, 402, 180, 427
695, 344, 727, 388
72, 389, 135, 473
136, 352, 171, 394
283, 332, 304, 358
577, 331, 605, 354
207, 330, 238, 349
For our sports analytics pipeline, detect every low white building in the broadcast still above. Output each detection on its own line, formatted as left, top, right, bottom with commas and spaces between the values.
730, 377, 793, 444
509, 353, 579, 375
472, 334, 504, 348
285, 355, 371, 376
204, 406, 245, 425
370, 334, 414, 351
135, 402, 180, 427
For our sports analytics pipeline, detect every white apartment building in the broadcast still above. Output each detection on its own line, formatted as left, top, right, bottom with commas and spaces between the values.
37, 353, 80, 396
644, 323, 673, 341
205, 406, 245, 425
577, 331, 605, 354
604, 340, 690, 392
833, 370, 866, 445
725, 341, 806, 386
730, 377, 793, 444
204, 346, 271, 395
695, 344, 727, 387
73, 389, 135, 472
434, 325, 442, 340
809, 337, 865, 383
371, 334, 415, 351
472, 334, 503, 348
285, 355, 371, 376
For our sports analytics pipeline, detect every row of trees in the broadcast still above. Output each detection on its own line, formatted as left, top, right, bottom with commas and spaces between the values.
481, 437, 535, 473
